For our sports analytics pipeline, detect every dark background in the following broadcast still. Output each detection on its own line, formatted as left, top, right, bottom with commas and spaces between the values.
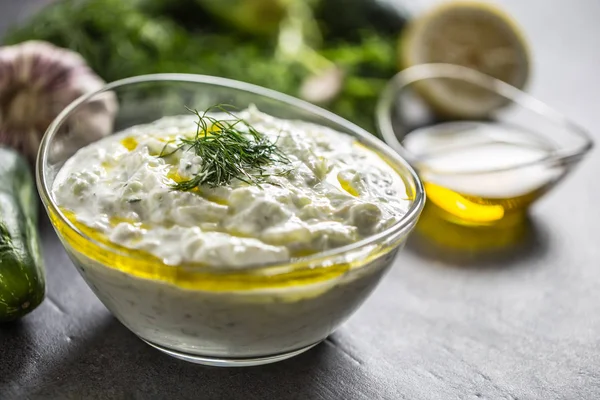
1, 1, 600, 399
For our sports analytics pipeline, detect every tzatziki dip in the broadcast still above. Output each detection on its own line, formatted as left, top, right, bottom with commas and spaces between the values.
51, 106, 412, 361
53, 106, 410, 267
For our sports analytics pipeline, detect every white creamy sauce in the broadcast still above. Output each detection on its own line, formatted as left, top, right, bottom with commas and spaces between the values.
53, 107, 409, 268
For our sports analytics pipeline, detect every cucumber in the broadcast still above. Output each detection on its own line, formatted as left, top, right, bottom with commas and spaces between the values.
0, 147, 45, 322
197, 0, 287, 36
314, 0, 410, 43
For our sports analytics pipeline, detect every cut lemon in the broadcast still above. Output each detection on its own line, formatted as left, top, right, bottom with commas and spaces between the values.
400, 1, 530, 118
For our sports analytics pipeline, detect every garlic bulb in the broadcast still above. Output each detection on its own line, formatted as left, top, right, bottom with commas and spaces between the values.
0, 40, 117, 163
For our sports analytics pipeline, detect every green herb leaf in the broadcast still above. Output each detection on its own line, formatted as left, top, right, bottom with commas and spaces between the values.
161, 105, 292, 190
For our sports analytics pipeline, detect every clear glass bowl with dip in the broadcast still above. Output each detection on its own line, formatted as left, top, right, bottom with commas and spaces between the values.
37, 74, 425, 367
377, 63, 593, 227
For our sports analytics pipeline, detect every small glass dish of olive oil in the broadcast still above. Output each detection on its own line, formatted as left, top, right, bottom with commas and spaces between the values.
377, 63, 593, 227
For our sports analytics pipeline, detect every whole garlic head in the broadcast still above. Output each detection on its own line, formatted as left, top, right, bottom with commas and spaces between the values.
0, 40, 117, 163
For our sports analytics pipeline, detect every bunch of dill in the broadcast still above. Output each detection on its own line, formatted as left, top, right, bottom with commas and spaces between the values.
160, 106, 291, 190
4, 0, 404, 132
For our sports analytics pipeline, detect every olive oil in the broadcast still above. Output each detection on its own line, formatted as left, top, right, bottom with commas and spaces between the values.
404, 122, 562, 226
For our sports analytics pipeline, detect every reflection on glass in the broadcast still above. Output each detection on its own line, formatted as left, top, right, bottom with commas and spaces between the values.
414, 201, 529, 253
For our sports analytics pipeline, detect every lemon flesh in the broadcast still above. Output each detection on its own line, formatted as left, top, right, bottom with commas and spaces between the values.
401, 1, 530, 118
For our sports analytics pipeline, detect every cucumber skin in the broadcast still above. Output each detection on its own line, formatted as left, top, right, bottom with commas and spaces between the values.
0, 147, 45, 322
314, 0, 409, 43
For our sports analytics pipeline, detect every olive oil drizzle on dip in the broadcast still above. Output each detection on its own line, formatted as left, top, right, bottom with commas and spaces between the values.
52, 106, 411, 269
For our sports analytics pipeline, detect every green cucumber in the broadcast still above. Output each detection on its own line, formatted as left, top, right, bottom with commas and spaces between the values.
0, 147, 45, 322
197, 0, 287, 36
314, 0, 410, 43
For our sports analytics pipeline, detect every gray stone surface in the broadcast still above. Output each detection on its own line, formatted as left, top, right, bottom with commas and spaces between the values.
1, 0, 600, 399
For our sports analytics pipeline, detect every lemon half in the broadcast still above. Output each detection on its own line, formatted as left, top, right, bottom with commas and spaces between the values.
401, 1, 530, 118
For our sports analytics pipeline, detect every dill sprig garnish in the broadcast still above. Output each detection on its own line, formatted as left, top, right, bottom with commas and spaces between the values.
160, 105, 292, 190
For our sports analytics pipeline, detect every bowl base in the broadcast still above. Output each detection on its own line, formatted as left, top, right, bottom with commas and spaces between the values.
141, 339, 322, 367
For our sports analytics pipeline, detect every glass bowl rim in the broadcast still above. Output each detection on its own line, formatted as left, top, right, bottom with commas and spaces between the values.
376, 63, 594, 176
37, 73, 425, 274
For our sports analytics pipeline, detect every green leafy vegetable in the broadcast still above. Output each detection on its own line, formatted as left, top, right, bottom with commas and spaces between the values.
161, 106, 291, 190
4, 0, 402, 132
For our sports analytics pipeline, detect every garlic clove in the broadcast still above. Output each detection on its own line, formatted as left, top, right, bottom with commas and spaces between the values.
0, 40, 117, 163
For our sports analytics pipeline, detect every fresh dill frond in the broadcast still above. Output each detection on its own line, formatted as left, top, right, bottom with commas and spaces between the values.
160, 105, 292, 190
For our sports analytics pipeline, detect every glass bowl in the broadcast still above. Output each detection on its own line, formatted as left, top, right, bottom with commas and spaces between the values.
377, 63, 593, 227
36, 74, 425, 367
